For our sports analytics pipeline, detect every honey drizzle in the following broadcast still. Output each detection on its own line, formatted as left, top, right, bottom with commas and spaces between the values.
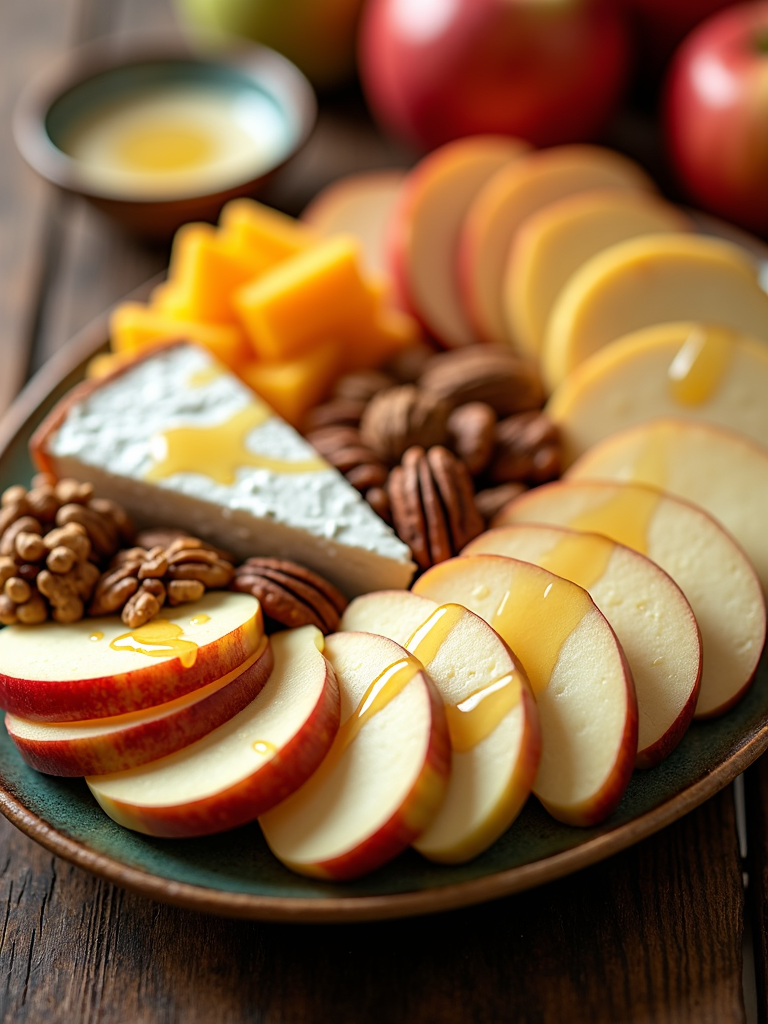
537, 532, 613, 592
110, 619, 199, 668
316, 656, 423, 779
89, 631, 104, 642
144, 404, 328, 486
568, 485, 661, 555
406, 603, 523, 752
668, 325, 732, 406
252, 740, 277, 757
187, 365, 226, 389
189, 613, 210, 626
491, 573, 592, 696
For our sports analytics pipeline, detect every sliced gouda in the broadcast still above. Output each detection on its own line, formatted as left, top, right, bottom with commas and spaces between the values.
548, 322, 768, 465
459, 146, 655, 348
542, 233, 768, 392
504, 189, 692, 357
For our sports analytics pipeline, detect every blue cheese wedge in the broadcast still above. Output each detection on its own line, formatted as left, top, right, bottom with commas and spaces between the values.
31, 343, 415, 597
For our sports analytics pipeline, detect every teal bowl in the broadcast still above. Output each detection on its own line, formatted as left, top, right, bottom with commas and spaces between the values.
13, 34, 316, 240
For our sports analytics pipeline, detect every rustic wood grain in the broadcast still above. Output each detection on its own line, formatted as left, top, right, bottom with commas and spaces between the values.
0, 787, 745, 1024
746, 757, 768, 1021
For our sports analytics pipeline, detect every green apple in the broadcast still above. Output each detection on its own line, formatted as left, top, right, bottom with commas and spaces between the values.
175, 0, 364, 89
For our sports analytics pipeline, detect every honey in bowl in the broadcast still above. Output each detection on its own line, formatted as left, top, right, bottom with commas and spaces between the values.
45, 60, 301, 200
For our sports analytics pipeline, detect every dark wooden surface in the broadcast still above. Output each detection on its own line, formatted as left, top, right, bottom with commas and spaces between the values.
0, 1, 761, 1021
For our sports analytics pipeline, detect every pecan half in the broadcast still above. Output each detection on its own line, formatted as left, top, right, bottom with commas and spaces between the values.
231, 558, 347, 634
489, 412, 562, 485
332, 369, 397, 404
419, 346, 545, 416
388, 446, 484, 571
359, 384, 450, 465
446, 402, 497, 477
305, 426, 388, 493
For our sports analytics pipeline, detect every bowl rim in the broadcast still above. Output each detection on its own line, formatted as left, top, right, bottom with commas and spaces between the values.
12, 31, 318, 205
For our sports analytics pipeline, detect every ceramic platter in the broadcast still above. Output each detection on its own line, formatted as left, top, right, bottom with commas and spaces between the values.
1, 237, 767, 922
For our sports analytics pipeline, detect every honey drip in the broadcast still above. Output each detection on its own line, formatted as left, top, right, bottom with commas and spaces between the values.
406, 603, 523, 751
538, 532, 613, 592
668, 326, 732, 406
317, 656, 422, 779
569, 486, 660, 556
187, 365, 226, 389
89, 631, 104, 642
491, 573, 592, 695
110, 619, 198, 668
189, 613, 210, 626
144, 404, 328, 485
252, 740, 277, 757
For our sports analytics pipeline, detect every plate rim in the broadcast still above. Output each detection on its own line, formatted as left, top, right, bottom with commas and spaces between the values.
1, 225, 767, 922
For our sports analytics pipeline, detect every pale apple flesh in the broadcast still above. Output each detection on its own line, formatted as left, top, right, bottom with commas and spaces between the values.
87, 626, 340, 838
301, 170, 406, 281
340, 590, 541, 863
6, 637, 273, 777
259, 630, 451, 880
413, 555, 638, 827
0, 592, 263, 721
387, 135, 529, 348
546, 323, 768, 467
565, 416, 768, 597
495, 479, 766, 718
462, 524, 702, 768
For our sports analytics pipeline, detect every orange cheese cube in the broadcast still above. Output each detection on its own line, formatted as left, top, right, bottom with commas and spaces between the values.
238, 342, 342, 427
219, 198, 316, 272
110, 303, 251, 370
233, 236, 379, 362
166, 223, 261, 324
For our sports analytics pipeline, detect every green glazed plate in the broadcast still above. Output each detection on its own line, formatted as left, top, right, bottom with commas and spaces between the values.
0, 285, 767, 923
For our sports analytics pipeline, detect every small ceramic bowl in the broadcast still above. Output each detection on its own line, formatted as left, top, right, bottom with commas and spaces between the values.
13, 34, 317, 240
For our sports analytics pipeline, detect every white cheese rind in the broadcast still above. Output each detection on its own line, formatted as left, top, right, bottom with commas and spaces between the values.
45, 345, 415, 596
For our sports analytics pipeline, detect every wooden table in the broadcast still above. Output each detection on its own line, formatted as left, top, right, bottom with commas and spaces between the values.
1, 1, 766, 1020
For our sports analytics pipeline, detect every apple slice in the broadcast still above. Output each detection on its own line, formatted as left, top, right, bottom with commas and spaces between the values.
547, 323, 768, 467
413, 555, 637, 827
388, 135, 529, 348
6, 636, 273, 777
301, 170, 406, 281
565, 417, 768, 597
340, 591, 540, 863
504, 189, 693, 358
458, 145, 655, 347
86, 626, 339, 838
462, 525, 701, 768
542, 233, 768, 391
259, 630, 450, 879
495, 479, 766, 717
0, 592, 263, 722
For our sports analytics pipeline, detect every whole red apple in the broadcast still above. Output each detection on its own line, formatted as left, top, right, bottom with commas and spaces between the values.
665, 2, 768, 234
357, 0, 630, 151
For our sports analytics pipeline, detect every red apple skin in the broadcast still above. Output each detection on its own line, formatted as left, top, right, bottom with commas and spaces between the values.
358, 0, 630, 151
0, 608, 264, 722
90, 658, 342, 839
664, 3, 768, 235
6, 640, 274, 778
284, 670, 452, 881
538, 639, 637, 827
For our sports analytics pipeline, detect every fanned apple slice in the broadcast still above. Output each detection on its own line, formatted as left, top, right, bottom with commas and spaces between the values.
565, 417, 768, 595
0, 592, 263, 721
260, 631, 450, 880
388, 135, 528, 348
87, 626, 339, 838
301, 170, 406, 280
341, 591, 540, 863
495, 480, 766, 717
462, 525, 701, 768
6, 636, 273, 777
413, 555, 637, 827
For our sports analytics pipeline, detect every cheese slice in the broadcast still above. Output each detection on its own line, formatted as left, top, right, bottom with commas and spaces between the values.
504, 189, 693, 358
31, 343, 415, 597
548, 322, 768, 466
542, 233, 768, 391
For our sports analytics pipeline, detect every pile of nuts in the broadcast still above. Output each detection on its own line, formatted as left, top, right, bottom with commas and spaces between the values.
303, 344, 562, 569
0, 475, 133, 625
